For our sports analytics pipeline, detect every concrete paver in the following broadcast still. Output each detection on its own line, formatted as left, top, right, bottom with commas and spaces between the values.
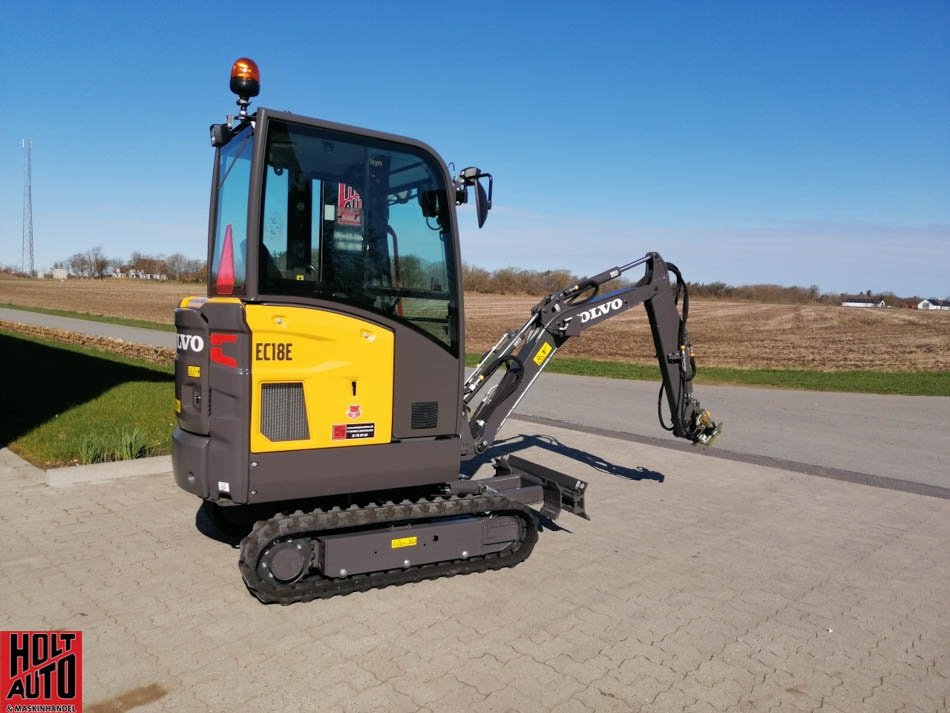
1, 419, 948, 713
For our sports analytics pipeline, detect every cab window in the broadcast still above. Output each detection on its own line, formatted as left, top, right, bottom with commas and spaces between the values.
259, 120, 458, 352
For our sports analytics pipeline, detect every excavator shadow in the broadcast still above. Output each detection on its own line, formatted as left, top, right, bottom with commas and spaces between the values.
463, 433, 665, 533
194, 505, 246, 547
462, 432, 666, 483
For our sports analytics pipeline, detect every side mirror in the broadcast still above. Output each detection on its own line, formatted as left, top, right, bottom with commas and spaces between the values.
457, 167, 493, 228
474, 178, 490, 228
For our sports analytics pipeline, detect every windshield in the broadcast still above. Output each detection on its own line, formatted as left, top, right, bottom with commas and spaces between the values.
210, 126, 253, 295
259, 119, 458, 352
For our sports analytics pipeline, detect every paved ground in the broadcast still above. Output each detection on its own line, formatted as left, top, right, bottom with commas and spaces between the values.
2, 419, 947, 713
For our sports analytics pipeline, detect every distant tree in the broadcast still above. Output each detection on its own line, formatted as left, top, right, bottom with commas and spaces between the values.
491, 268, 522, 294
86, 246, 110, 279
68, 252, 90, 277
165, 253, 189, 282
129, 251, 166, 276
185, 258, 207, 282
461, 262, 492, 292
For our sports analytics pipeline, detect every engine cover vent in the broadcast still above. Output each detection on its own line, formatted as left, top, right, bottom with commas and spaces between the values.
261, 383, 310, 441
411, 401, 439, 430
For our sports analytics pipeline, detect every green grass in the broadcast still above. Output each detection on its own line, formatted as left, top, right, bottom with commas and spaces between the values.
465, 353, 950, 396
0, 329, 174, 467
0, 303, 174, 332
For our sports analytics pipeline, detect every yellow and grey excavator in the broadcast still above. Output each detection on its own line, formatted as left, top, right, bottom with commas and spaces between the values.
173, 59, 719, 604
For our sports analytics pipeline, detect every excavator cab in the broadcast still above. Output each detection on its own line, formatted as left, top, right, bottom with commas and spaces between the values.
208, 115, 463, 351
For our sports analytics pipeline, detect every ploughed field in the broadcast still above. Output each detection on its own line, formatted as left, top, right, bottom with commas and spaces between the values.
2, 276, 948, 372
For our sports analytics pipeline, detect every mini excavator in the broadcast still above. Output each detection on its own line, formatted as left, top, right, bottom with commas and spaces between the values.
173, 59, 720, 604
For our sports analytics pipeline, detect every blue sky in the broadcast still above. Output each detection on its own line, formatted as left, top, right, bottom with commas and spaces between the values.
2, 1, 948, 297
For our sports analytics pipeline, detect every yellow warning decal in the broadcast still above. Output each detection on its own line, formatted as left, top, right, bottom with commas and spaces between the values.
174, 398, 181, 414
533, 342, 553, 366
187, 365, 201, 378
391, 536, 417, 549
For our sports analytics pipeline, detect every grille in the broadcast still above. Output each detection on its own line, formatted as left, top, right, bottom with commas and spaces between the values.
411, 401, 439, 430
261, 383, 310, 441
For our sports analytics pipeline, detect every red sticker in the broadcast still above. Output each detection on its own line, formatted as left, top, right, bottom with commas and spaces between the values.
331, 423, 376, 440
347, 404, 361, 419
1, 631, 83, 711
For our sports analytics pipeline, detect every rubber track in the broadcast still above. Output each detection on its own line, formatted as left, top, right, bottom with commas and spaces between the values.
238, 494, 540, 605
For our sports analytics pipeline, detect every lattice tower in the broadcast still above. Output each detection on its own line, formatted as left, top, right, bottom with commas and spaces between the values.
22, 139, 34, 276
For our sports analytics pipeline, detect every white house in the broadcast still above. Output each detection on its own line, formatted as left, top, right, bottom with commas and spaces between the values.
842, 296, 885, 308
918, 299, 950, 311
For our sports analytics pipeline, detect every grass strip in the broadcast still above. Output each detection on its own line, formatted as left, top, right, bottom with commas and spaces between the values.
0, 328, 174, 467
0, 303, 174, 332
465, 353, 950, 396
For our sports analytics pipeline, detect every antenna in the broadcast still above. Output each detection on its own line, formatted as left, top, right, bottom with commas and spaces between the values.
21, 139, 34, 277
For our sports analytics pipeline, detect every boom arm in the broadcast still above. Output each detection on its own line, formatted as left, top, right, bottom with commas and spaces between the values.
462, 253, 720, 456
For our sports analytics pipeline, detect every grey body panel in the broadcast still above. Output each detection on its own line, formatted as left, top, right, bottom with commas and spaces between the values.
319, 518, 487, 576
392, 324, 459, 437
202, 301, 252, 501
172, 427, 210, 498
246, 437, 462, 503
174, 307, 210, 435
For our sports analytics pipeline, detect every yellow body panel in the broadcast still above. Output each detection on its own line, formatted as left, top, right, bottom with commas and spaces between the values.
245, 305, 394, 453
178, 295, 243, 309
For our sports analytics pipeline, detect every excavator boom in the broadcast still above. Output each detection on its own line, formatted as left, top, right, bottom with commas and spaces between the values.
463, 252, 720, 455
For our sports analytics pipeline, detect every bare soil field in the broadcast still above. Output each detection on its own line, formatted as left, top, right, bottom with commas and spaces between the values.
2, 276, 948, 371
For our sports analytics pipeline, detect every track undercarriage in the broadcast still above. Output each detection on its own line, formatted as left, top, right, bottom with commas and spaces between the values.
234, 457, 588, 604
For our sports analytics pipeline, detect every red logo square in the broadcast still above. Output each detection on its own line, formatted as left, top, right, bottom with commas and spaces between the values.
1, 631, 82, 711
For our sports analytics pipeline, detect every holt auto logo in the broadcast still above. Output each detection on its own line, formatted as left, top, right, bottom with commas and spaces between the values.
2, 631, 83, 712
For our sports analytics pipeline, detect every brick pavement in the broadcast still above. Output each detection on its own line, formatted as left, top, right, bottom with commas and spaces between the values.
1, 419, 947, 713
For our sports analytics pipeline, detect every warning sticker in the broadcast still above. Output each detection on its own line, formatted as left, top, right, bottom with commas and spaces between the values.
332, 423, 376, 440
533, 342, 553, 366
391, 536, 417, 549
187, 365, 201, 378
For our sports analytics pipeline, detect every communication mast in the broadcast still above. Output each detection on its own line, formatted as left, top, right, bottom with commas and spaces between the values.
21, 139, 34, 277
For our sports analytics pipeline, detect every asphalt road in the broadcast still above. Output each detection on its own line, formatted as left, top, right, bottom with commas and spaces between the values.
0, 306, 174, 348
3, 305, 949, 493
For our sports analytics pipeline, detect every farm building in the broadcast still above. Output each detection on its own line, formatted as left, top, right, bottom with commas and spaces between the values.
841, 296, 885, 308
918, 299, 950, 311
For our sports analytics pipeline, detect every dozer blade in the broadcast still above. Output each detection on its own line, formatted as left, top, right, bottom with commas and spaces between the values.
492, 455, 590, 521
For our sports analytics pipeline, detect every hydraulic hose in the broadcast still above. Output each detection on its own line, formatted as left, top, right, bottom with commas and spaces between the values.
657, 261, 693, 435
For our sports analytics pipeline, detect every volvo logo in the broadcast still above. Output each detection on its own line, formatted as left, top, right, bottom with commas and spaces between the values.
579, 298, 623, 323
177, 334, 205, 352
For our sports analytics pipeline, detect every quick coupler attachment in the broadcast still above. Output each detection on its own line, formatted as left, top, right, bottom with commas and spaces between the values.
690, 410, 721, 448
491, 455, 590, 521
